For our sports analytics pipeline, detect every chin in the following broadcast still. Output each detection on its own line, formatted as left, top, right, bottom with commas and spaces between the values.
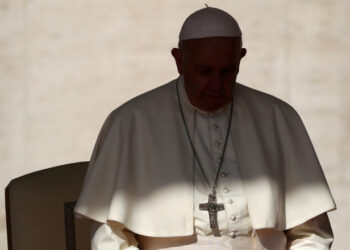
201, 99, 230, 112
201, 102, 227, 112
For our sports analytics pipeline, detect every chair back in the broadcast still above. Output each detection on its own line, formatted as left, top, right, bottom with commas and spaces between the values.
5, 162, 94, 250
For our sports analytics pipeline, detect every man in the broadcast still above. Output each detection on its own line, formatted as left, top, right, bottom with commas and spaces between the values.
75, 6, 336, 250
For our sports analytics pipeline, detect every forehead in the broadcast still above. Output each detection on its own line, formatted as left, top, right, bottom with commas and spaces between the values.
182, 37, 242, 66
182, 36, 241, 48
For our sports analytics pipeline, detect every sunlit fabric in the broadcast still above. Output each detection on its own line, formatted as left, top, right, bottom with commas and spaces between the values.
285, 213, 334, 249
90, 214, 334, 249
75, 75, 335, 236
91, 222, 138, 250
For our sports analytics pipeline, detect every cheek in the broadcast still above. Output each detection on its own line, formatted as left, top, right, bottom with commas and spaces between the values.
186, 74, 208, 93
194, 78, 210, 96
224, 72, 237, 86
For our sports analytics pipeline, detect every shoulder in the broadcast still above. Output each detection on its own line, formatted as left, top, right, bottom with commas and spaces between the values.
235, 82, 299, 116
107, 78, 177, 122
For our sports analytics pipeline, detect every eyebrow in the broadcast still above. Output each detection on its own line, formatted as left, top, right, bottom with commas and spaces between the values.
196, 66, 211, 70
223, 64, 236, 69
194, 63, 237, 72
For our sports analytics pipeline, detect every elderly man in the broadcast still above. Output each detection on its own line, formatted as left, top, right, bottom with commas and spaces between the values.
75, 6, 336, 250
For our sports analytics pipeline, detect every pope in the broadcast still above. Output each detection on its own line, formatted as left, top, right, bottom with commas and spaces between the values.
75, 6, 336, 250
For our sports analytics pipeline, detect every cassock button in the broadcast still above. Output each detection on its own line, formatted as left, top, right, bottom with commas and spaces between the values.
227, 199, 233, 204
220, 172, 227, 177
230, 215, 237, 221
213, 124, 220, 131
214, 141, 221, 148
223, 187, 230, 194
231, 231, 237, 238
217, 157, 221, 164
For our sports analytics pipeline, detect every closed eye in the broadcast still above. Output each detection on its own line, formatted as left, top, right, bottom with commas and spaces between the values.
221, 65, 236, 74
197, 67, 211, 74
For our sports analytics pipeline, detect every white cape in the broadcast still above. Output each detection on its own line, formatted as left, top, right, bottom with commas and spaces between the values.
75, 75, 336, 237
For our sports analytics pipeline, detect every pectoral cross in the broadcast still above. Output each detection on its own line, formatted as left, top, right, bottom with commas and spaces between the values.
199, 193, 225, 236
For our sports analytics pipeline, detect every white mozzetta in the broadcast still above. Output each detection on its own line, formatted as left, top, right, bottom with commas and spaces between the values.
75, 75, 335, 236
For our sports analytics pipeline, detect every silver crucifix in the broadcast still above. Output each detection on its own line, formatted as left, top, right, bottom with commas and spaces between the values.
199, 193, 225, 236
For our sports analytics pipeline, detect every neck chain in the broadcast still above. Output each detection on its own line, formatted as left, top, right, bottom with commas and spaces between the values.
176, 78, 234, 235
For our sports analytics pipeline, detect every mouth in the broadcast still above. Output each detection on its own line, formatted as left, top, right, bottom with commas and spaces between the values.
206, 93, 224, 98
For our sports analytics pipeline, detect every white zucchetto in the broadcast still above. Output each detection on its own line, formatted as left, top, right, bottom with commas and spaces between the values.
179, 6, 242, 40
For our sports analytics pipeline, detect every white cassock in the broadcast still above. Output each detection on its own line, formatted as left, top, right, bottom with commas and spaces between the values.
75, 75, 336, 249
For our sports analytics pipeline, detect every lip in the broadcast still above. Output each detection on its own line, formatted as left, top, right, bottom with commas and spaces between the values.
206, 93, 224, 98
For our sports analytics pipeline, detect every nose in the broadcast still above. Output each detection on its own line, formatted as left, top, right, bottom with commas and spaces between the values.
209, 72, 224, 92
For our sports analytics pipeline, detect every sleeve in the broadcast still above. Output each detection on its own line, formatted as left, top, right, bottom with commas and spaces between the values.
91, 221, 139, 250
285, 213, 334, 250
255, 228, 287, 250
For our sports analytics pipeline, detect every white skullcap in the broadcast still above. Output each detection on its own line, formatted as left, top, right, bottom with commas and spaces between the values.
179, 6, 242, 40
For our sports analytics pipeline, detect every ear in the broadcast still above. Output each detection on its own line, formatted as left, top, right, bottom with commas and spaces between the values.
240, 48, 247, 59
171, 48, 184, 75
236, 48, 247, 76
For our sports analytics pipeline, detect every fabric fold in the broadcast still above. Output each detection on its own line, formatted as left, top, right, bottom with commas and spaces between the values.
75, 75, 336, 236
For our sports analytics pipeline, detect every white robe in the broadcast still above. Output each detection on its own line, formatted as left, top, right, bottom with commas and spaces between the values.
90, 217, 333, 250
75, 75, 336, 242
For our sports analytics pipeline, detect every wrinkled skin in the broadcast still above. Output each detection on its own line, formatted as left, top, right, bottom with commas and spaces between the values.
171, 37, 247, 112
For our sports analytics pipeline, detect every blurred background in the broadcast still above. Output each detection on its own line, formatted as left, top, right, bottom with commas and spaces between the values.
1, 0, 349, 249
